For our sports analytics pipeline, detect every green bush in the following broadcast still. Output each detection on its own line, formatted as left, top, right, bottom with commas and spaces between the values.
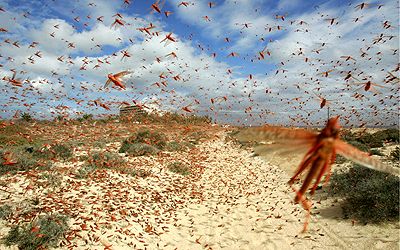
167, 162, 190, 176
23, 143, 73, 161
0, 124, 30, 146
4, 214, 69, 250
335, 155, 347, 164
0, 204, 12, 219
373, 129, 399, 143
21, 112, 33, 122
40, 172, 62, 188
119, 129, 167, 155
119, 142, 159, 156
341, 130, 356, 142
390, 146, 399, 162
89, 152, 126, 168
157, 112, 211, 125
76, 165, 97, 179
52, 144, 73, 161
131, 130, 166, 149
165, 141, 185, 152
82, 114, 93, 120
357, 129, 399, 148
328, 164, 399, 223
129, 169, 151, 178
0, 148, 51, 176
76, 152, 128, 178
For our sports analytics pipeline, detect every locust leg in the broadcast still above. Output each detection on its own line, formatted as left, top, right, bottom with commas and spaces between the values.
310, 158, 330, 195
294, 155, 325, 232
289, 150, 320, 185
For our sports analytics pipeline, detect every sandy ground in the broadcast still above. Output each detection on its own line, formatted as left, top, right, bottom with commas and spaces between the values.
0, 130, 399, 249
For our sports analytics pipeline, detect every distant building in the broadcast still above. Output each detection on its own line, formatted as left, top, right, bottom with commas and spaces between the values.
119, 105, 147, 117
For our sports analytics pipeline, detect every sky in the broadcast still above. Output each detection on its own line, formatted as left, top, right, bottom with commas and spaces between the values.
0, 0, 398, 127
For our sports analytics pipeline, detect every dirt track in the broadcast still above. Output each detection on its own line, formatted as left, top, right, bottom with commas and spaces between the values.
158, 132, 399, 250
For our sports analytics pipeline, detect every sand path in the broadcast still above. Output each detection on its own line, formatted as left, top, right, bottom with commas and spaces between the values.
157, 132, 356, 249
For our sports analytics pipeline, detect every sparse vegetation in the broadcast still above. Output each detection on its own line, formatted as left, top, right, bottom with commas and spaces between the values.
185, 131, 208, 145
21, 112, 33, 122
165, 141, 186, 151
389, 146, 399, 162
328, 164, 400, 224
119, 142, 160, 156
77, 113, 93, 122
40, 172, 63, 188
336, 129, 400, 164
351, 129, 399, 148
52, 144, 73, 161
76, 164, 97, 179
3, 214, 69, 250
77, 151, 129, 178
119, 129, 167, 156
168, 161, 190, 175
89, 151, 126, 169
130, 169, 151, 178
0, 148, 52, 176
0, 205, 12, 219
93, 140, 108, 148
0, 123, 30, 146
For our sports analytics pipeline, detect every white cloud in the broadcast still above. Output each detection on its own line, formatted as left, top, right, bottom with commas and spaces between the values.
0, 0, 398, 126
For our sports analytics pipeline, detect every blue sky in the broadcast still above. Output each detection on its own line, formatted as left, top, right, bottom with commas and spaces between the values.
0, 0, 398, 127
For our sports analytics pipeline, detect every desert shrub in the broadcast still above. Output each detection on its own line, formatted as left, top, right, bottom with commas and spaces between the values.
40, 172, 62, 188
76, 165, 97, 179
0, 204, 12, 219
77, 152, 127, 178
119, 129, 166, 155
335, 155, 347, 164
167, 161, 190, 176
82, 113, 93, 120
328, 164, 399, 223
119, 142, 159, 156
390, 146, 399, 162
52, 144, 73, 160
93, 140, 107, 148
0, 148, 51, 176
165, 141, 186, 152
341, 130, 357, 142
357, 133, 380, 147
373, 129, 399, 143
357, 129, 399, 148
23, 143, 73, 161
3, 214, 69, 250
21, 112, 33, 122
129, 169, 151, 178
89, 152, 126, 168
131, 130, 166, 149
0, 124, 30, 146
159, 112, 211, 125
55, 115, 64, 121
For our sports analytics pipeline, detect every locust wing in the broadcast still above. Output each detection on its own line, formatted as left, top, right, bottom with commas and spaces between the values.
104, 79, 112, 88
235, 126, 318, 156
335, 139, 399, 175
114, 71, 131, 78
